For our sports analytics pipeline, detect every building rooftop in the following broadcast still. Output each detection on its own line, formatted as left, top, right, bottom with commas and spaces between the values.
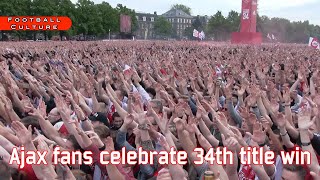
136, 12, 157, 16
136, 10, 209, 20
162, 9, 193, 18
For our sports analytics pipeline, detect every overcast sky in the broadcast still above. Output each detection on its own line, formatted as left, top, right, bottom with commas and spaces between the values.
72, 0, 320, 25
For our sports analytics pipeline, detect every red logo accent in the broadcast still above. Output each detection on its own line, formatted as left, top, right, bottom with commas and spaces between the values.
311, 38, 319, 48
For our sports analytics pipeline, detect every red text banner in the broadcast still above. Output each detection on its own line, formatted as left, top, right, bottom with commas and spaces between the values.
0, 16, 72, 31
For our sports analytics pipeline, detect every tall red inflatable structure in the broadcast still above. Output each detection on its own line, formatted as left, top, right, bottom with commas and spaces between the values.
231, 0, 262, 44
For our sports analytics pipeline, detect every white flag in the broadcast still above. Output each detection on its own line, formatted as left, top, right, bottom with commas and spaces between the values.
308, 37, 320, 49
267, 33, 271, 40
199, 31, 205, 40
272, 34, 275, 40
193, 29, 199, 38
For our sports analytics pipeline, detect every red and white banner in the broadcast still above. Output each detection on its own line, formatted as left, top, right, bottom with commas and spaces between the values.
309, 37, 320, 49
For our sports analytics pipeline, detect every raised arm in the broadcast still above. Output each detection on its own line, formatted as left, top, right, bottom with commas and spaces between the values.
298, 111, 320, 174
275, 113, 295, 149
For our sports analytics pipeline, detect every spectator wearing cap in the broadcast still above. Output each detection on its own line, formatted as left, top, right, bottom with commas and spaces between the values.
53, 121, 69, 139
89, 112, 110, 128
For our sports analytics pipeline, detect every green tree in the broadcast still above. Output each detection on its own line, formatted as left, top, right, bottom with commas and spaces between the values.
309, 25, 320, 40
154, 17, 172, 38
207, 11, 229, 41
256, 14, 315, 43
192, 16, 203, 31
32, 0, 58, 40
256, 14, 267, 33
75, 0, 104, 39
226, 10, 240, 32
55, 0, 76, 40
0, 0, 17, 40
96, 2, 119, 34
116, 4, 138, 33
171, 4, 191, 15
183, 26, 193, 39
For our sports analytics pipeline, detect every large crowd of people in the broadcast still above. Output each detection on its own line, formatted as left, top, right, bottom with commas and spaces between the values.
0, 41, 320, 180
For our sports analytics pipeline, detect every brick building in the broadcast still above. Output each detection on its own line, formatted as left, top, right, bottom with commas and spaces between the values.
162, 9, 193, 39
135, 12, 157, 39
135, 9, 209, 39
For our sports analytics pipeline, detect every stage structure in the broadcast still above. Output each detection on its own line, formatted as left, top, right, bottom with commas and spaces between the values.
231, 0, 262, 44
119, 14, 133, 39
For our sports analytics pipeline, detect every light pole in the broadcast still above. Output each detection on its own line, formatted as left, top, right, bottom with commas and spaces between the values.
109, 29, 111, 40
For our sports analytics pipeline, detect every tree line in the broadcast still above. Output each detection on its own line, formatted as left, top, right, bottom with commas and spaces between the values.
206, 10, 320, 43
155, 4, 320, 43
0, 0, 137, 41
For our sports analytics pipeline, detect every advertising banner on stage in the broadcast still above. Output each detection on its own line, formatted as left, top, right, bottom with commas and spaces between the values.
120, 14, 132, 33
240, 0, 252, 32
